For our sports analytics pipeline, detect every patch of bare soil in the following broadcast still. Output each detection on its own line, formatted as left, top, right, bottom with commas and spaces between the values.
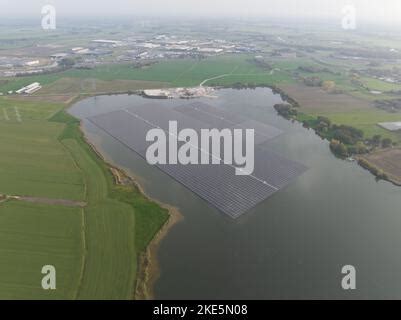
11, 195, 86, 207
11, 94, 75, 104
278, 84, 373, 113
362, 148, 401, 185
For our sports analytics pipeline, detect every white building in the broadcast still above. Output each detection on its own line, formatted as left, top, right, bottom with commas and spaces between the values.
378, 122, 401, 131
16, 82, 42, 95
197, 48, 224, 54
50, 53, 68, 60
143, 89, 172, 99
25, 60, 40, 66
92, 39, 123, 47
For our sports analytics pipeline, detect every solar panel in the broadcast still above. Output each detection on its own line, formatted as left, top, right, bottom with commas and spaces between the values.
174, 102, 283, 144
88, 103, 306, 218
184, 101, 246, 124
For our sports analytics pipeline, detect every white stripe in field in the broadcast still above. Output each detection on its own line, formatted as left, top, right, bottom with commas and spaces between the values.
3, 108, 9, 121
14, 106, 22, 122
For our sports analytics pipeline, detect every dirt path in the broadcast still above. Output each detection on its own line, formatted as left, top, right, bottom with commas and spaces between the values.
14, 106, 21, 122
0, 194, 87, 207
2, 108, 9, 121
200, 74, 231, 87
199, 66, 239, 87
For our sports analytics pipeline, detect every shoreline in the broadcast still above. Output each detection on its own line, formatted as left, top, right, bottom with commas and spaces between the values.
134, 201, 183, 300
107, 164, 184, 300
77, 120, 183, 300
270, 91, 401, 188
108, 163, 184, 300
356, 152, 401, 187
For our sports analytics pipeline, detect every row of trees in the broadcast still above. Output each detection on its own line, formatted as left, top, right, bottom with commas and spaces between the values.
358, 158, 389, 181
274, 103, 298, 119
332, 125, 364, 145
274, 103, 394, 159
368, 135, 393, 148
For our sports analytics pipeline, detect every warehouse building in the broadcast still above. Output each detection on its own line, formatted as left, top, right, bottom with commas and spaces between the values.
16, 82, 42, 94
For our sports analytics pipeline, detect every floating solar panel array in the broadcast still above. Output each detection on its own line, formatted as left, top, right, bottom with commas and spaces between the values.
88, 102, 307, 218
175, 102, 283, 145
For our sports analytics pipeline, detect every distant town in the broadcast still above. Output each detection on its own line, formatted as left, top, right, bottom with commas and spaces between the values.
0, 35, 258, 83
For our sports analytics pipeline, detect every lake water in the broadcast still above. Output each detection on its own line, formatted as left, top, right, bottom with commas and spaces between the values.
70, 88, 401, 299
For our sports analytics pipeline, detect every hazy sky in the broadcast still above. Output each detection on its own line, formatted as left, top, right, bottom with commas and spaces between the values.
1, 0, 401, 25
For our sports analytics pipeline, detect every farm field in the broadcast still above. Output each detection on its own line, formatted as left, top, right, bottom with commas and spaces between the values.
0, 201, 84, 299
0, 98, 84, 200
360, 77, 401, 92
322, 109, 401, 142
279, 83, 401, 143
38, 78, 169, 95
278, 83, 374, 113
0, 54, 295, 95
0, 96, 168, 299
361, 148, 401, 185
61, 138, 137, 299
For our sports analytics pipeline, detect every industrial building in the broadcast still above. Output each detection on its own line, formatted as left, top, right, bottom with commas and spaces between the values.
378, 122, 401, 131
16, 82, 42, 94
143, 89, 172, 99
92, 39, 123, 47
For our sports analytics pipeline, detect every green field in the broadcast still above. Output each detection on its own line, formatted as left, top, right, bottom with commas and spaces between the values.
0, 97, 168, 299
303, 108, 401, 143
360, 77, 401, 92
0, 201, 84, 299
0, 54, 295, 94
0, 99, 84, 200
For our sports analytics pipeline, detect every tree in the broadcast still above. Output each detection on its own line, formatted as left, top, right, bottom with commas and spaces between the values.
303, 76, 323, 87
330, 139, 349, 157
382, 138, 393, 148
332, 125, 363, 145
322, 80, 336, 92
59, 57, 75, 68
372, 135, 382, 147
274, 104, 297, 119
317, 116, 332, 127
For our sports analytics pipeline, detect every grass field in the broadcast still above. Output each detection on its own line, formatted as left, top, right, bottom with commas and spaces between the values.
279, 84, 401, 143
38, 78, 170, 95
0, 97, 168, 299
0, 201, 84, 299
321, 109, 401, 142
360, 77, 401, 92
60, 137, 137, 299
0, 98, 84, 200
0, 54, 295, 94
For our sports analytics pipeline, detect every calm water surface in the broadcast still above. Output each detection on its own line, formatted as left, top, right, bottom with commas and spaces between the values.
70, 88, 401, 299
